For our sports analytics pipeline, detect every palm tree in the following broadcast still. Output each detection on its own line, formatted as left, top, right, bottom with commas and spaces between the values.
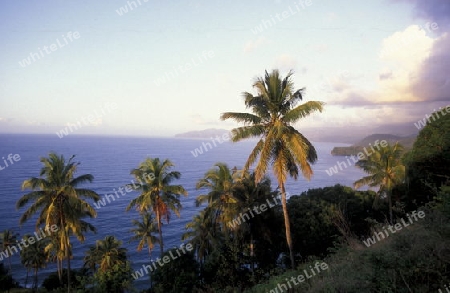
0, 229, 19, 272
16, 152, 100, 292
20, 234, 49, 292
195, 163, 239, 229
354, 142, 406, 224
126, 157, 187, 255
182, 209, 220, 266
130, 212, 160, 258
221, 69, 324, 268
45, 229, 66, 283
232, 172, 277, 265
84, 235, 130, 292
84, 235, 127, 272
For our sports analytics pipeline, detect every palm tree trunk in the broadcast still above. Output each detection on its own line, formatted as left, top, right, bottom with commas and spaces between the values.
33, 267, 38, 292
60, 208, 71, 293
24, 268, 29, 289
58, 257, 62, 284
388, 189, 393, 225
8, 251, 12, 273
280, 184, 295, 269
156, 209, 163, 255
158, 220, 163, 255
66, 236, 71, 293
250, 232, 255, 273
148, 246, 153, 288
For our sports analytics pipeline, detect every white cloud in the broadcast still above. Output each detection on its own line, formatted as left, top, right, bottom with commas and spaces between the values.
243, 37, 268, 53
328, 25, 436, 106
311, 24, 449, 127
273, 54, 297, 71
379, 25, 433, 70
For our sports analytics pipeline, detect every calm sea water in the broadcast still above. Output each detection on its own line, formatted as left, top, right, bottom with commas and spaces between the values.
0, 134, 366, 288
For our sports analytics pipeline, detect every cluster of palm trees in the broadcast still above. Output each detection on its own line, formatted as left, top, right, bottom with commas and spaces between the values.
183, 163, 276, 268
11, 154, 188, 291
1, 69, 407, 292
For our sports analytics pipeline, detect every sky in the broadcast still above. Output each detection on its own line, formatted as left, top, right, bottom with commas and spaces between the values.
0, 0, 449, 137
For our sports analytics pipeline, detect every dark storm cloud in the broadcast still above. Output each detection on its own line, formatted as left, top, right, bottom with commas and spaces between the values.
402, 0, 450, 30
411, 34, 450, 101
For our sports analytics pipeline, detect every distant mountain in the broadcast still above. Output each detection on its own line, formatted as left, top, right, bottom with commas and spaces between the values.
331, 133, 417, 156
355, 133, 416, 148
300, 127, 373, 144
175, 121, 420, 145
175, 128, 230, 139
371, 122, 419, 137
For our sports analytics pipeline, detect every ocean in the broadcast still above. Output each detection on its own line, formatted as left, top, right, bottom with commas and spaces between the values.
0, 134, 367, 289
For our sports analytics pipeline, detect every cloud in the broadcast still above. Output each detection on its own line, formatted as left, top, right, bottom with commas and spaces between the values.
387, 0, 450, 102
311, 43, 330, 53
90, 117, 103, 126
0, 117, 14, 123
410, 33, 450, 101
243, 37, 268, 53
322, 19, 450, 122
393, 0, 450, 30
379, 70, 393, 80
379, 25, 433, 70
190, 114, 219, 126
273, 54, 297, 71
324, 12, 338, 23
331, 25, 437, 106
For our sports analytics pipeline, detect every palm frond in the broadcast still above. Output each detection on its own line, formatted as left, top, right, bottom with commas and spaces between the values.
220, 112, 262, 124
283, 101, 325, 123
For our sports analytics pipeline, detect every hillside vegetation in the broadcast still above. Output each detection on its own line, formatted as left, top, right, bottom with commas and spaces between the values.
331, 133, 417, 156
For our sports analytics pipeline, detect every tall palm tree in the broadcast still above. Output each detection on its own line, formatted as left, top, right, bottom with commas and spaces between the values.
354, 142, 406, 224
130, 212, 160, 258
126, 157, 187, 255
195, 163, 239, 228
0, 229, 19, 272
221, 69, 324, 268
16, 152, 100, 292
20, 234, 49, 292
